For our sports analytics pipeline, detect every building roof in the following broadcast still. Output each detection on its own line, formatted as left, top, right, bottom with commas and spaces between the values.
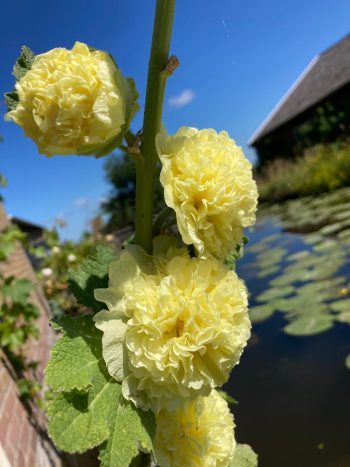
249, 33, 350, 145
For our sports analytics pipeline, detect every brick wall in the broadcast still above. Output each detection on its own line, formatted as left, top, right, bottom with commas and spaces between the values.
0, 204, 61, 467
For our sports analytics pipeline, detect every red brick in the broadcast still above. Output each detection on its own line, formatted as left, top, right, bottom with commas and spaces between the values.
2, 386, 17, 426
28, 446, 36, 467
14, 447, 26, 467
29, 425, 38, 454
19, 413, 31, 454
6, 400, 25, 448
0, 369, 12, 410
5, 442, 16, 466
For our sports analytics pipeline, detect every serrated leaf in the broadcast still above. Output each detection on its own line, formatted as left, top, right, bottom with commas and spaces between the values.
231, 443, 258, 467
4, 91, 19, 111
13, 46, 35, 81
45, 315, 104, 392
47, 366, 121, 453
46, 314, 155, 461
68, 245, 116, 311
99, 398, 156, 467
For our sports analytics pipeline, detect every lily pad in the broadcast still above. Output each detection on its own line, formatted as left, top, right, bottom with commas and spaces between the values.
303, 234, 324, 245
269, 269, 309, 287
286, 250, 311, 262
318, 222, 345, 236
335, 311, 350, 325
283, 314, 334, 336
329, 299, 350, 312
255, 285, 295, 303
249, 305, 275, 323
345, 354, 350, 370
257, 266, 280, 278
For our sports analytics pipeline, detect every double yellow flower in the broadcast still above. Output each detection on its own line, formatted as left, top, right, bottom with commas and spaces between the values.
6, 42, 138, 157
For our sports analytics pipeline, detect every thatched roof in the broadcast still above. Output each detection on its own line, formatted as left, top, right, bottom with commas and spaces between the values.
249, 33, 350, 145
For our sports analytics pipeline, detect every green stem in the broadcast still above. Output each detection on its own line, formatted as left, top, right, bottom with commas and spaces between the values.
134, 0, 176, 253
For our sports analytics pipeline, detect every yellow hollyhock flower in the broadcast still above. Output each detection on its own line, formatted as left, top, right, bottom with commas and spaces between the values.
94, 237, 251, 412
156, 127, 258, 260
6, 42, 138, 157
154, 390, 236, 467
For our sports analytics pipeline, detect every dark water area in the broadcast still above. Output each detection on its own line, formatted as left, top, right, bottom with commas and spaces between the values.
225, 214, 350, 467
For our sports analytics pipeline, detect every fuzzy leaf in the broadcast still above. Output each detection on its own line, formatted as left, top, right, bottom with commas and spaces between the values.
46, 314, 156, 461
47, 366, 120, 453
99, 398, 156, 467
12, 46, 35, 81
68, 245, 116, 311
45, 315, 104, 392
231, 444, 258, 467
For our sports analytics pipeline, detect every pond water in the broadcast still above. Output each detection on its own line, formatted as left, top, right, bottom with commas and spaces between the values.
225, 188, 350, 467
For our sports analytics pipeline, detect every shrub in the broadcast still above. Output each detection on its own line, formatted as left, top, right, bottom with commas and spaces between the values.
256, 141, 350, 202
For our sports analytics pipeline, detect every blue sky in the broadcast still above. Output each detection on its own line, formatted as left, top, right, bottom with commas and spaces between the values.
1, 0, 349, 240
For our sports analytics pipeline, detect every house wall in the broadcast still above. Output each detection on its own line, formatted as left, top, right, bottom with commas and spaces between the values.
253, 83, 350, 166
0, 204, 61, 467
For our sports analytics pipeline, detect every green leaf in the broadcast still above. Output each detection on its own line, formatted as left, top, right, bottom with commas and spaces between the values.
47, 366, 120, 453
46, 314, 156, 460
231, 443, 258, 467
12, 46, 35, 81
4, 91, 19, 111
68, 245, 116, 311
2, 278, 33, 304
98, 398, 156, 467
45, 315, 104, 392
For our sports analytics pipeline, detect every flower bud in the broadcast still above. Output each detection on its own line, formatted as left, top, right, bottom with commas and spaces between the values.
41, 267, 53, 277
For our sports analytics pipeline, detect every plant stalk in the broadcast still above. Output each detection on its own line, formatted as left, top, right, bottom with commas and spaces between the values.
134, 0, 176, 253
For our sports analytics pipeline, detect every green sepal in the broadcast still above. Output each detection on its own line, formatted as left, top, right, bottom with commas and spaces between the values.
12, 46, 35, 81
68, 244, 116, 312
217, 390, 238, 405
45, 315, 105, 392
4, 91, 19, 111
4, 46, 36, 112
231, 444, 258, 467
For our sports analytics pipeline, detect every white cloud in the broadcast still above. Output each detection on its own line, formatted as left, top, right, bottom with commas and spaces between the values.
168, 89, 195, 109
74, 197, 89, 208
